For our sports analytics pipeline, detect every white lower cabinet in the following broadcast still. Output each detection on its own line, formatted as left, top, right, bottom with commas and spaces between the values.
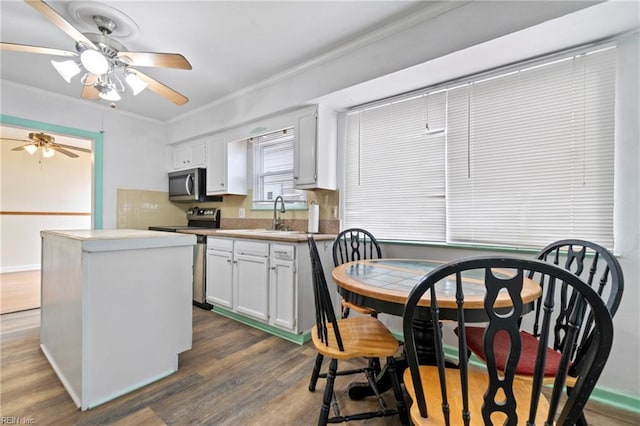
205, 238, 233, 308
206, 236, 326, 337
234, 241, 270, 321
269, 244, 296, 331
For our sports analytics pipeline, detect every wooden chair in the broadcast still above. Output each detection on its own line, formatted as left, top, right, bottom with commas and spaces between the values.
333, 228, 382, 318
462, 240, 623, 388
306, 235, 409, 426
308, 228, 383, 392
403, 256, 614, 425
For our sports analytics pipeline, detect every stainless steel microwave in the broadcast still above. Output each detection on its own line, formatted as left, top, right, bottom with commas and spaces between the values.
168, 168, 207, 202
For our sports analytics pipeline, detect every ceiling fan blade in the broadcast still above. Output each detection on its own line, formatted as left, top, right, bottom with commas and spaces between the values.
10, 143, 36, 151
80, 74, 100, 100
51, 145, 79, 158
117, 52, 192, 70
57, 143, 91, 153
133, 70, 189, 105
25, 0, 97, 49
2, 137, 30, 143
0, 42, 77, 58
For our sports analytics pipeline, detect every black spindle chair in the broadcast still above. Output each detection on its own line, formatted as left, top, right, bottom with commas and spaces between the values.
309, 228, 385, 392
461, 240, 623, 421
403, 256, 614, 425
333, 228, 383, 318
307, 235, 409, 426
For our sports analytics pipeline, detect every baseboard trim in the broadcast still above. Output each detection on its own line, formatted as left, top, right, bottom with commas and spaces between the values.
1, 265, 40, 274
212, 306, 311, 345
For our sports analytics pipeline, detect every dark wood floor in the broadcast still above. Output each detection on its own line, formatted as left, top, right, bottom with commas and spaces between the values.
1, 307, 638, 425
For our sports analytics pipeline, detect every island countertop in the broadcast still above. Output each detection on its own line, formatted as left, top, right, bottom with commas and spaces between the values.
41, 229, 196, 252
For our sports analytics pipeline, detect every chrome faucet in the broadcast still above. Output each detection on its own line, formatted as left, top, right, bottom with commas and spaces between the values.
272, 195, 286, 230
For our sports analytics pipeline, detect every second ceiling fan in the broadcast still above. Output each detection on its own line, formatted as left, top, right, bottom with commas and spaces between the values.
1, 0, 192, 105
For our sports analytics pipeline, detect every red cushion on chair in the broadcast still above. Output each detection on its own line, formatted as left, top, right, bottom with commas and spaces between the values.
463, 326, 565, 377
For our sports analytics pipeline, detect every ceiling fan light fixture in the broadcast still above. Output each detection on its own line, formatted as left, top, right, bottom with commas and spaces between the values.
42, 146, 56, 158
99, 88, 121, 102
24, 144, 38, 155
51, 59, 81, 83
80, 49, 109, 75
125, 72, 148, 95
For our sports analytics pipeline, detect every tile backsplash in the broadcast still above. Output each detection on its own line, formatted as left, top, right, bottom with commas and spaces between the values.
117, 189, 187, 229
117, 188, 340, 233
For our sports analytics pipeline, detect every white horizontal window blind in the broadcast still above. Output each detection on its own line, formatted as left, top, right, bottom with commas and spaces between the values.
344, 46, 615, 248
447, 48, 615, 248
344, 93, 446, 241
253, 128, 305, 206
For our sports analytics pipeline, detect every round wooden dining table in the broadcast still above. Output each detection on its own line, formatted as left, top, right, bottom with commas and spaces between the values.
332, 258, 542, 321
332, 258, 543, 400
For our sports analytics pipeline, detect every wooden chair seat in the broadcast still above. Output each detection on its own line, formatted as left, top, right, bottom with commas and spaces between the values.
403, 366, 549, 426
340, 300, 377, 317
312, 316, 399, 360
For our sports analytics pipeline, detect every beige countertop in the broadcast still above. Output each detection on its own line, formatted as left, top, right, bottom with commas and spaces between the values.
40, 229, 196, 252
177, 228, 336, 243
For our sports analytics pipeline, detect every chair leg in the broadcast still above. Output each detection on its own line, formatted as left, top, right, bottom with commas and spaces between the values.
319, 358, 338, 426
309, 353, 325, 392
386, 356, 409, 426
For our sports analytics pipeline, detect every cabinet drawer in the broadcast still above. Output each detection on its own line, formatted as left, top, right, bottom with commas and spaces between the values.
271, 244, 295, 261
235, 241, 269, 257
208, 238, 233, 252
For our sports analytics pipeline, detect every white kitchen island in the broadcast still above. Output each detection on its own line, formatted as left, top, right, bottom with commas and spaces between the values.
40, 229, 196, 410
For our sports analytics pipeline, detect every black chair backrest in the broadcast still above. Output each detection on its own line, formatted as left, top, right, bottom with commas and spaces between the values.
308, 235, 344, 351
333, 228, 382, 267
403, 256, 613, 425
532, 239, 623, 366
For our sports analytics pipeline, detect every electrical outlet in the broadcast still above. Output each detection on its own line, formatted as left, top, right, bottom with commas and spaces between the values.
239, 208, 245, 218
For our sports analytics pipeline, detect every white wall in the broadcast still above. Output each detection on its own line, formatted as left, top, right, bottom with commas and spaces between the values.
0, 82, 168, 229
0, 140, 92, 271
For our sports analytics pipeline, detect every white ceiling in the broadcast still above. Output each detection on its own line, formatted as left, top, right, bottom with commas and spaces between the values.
0, 0, 429, 122
1, 1, 638, 125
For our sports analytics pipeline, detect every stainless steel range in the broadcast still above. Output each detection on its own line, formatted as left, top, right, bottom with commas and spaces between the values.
149, 207, 220, 309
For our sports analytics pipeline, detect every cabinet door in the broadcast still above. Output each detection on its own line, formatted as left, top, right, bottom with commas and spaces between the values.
205, 248, 233, 308
234, 249, 269, 321
189, 140, 206, 168
206, 135, 227, 194
270, 256, 296, 331
293, 106, 318, 187
172, 144, 191, 170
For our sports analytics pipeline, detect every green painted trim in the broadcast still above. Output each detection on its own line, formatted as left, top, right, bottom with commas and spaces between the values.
589, 386, 640, 415
212, 306, 310, 345
1, 114, 104, 229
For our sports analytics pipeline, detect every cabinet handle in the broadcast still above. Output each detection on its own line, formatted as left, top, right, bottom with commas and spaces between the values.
294, 176, 299, 180
226, 259, 232, 263
221, 183, 225, 187
274, 250, 288, 255
271, 266, 276, 270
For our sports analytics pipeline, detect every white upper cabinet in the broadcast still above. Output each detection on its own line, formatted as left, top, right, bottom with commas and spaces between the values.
206, 136, 247, 195
293, 104, 337, 190
171, 139, 206, 171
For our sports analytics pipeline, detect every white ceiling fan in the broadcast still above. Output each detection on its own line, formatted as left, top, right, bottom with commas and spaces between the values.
0, 0, 192, 105
4, 132, 91, 159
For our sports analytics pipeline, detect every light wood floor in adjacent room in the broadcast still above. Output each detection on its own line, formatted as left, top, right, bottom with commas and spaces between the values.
1, 307, 638, 425
0, 270, 40, 314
